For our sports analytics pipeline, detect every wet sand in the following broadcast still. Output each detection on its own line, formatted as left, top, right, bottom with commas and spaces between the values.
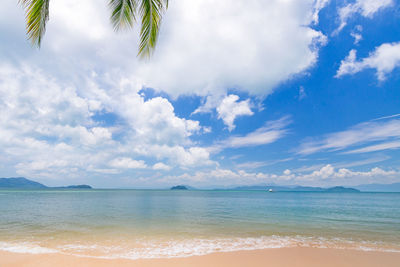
1, 247, 400, 267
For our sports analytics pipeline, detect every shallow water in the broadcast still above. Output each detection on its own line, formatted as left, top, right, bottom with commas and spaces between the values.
0, 190, 399, 258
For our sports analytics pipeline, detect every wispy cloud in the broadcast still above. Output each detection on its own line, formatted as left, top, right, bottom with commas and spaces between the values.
297, 118, 400, 155
293, 156, 389, 173
334, 155, 390, 168
343, 141, 400, 154
298, 86, 307, 100
334, 0, 393, 34
236, 158, 293, 169
210, 117, 291, 152
371, 113, 400, 121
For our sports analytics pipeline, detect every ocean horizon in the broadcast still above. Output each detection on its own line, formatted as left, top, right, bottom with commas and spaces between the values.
0, 189, 399, 259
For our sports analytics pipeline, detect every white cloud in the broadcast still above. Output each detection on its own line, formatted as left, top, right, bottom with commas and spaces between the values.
216, 95, 253, 131
0, 0, 327, 97
334, 156, 391, 168
158, 168, 269, 187
298, 164, 397, 184
236, 161, 270, 169
88, 168, 120, 175
306, 164, 335, 179
293, 156, 390, 173
371, 113, 400, 121
153, 164, 399, 187
298, 86, 307, 100
211, 117, 290, 152
350, 32, 362, 44
133, 144, 214, 168
0, 63, 213, 180
153, 162, 172, 171
336, 42, 400, 80
283, 169, 292, 175
350, 25, 363, 45
136, 0, 327, 96
0, 0, 331, 186
312, 0, 331, 24
236, 158, 291, 170
344, 141, 400, 154
109, 158, 147, 169
335, 0, 393, 33
298, 118, 400, 154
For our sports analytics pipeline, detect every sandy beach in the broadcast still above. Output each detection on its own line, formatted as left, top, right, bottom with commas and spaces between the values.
1, 248, 400, 267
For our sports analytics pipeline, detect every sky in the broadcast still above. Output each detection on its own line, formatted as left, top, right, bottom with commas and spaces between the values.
0, 0, 400, 188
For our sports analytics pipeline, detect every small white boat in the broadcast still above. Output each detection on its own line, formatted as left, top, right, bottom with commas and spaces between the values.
268, 188, 274, 192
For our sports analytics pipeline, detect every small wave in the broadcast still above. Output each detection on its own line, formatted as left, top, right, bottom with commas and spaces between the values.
0, 236, 399, 259
0, 242, 58, 254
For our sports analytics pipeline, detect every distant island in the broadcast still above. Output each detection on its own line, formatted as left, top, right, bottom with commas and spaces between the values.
232, 185, 360, 193
54, 185, 92, 189
2, 177, 399, 192
171, 185, 188, 190
0, 177, 92, 189
325, 186, 360, 193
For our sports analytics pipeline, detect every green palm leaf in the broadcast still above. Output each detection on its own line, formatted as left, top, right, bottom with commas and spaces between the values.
20, 0, 169, 58
19, 0, 50, 47
109, 0, 137, 30
138, 0, 168, 58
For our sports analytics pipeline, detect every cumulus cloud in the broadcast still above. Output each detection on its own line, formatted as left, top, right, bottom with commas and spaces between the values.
312, 0, 331, 24
0, 63, 212, 180
216, 95, 253, 131
297, 164, 397, 184
336, 42, 400, 80
335, 0, 393, 33
1, 0, 327, 97
0, 0, 331, 185
158, 168, 269, 187
136, 0, 327, 96
153, 162, 172, 171
297, 117, 400, 155
154, 164, 398, 187
109, 158, 147, 169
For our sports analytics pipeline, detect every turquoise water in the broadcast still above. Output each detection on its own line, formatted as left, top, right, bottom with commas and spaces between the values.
0, 190, 399, 258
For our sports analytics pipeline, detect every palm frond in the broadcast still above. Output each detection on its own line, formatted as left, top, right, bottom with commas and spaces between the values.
19, 0, 50, 47
109, 0, 137, 30
138, 0, 168, 58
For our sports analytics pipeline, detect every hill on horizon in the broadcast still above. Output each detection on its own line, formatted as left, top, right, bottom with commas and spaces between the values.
230, 183, 400, 192
0, 177, 46, 189
231, 185, 360, 192
0, 177, 92, 189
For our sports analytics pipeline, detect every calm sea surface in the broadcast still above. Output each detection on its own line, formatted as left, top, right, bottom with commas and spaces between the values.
0, 190, 399, 258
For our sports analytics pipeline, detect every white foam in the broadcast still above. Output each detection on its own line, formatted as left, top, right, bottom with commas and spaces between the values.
0, 236, 399, 259
0, 242, 58, 254
57, 236, 400, 260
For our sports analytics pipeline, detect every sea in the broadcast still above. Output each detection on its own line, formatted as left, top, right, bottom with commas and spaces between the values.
0, 189, 399, 259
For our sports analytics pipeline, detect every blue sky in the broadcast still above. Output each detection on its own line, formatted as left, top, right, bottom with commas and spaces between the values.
0, 0, 399, 188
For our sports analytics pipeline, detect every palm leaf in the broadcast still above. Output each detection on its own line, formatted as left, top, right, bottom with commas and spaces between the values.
109, 0, 137, 30
19, 0, 50, 47
19, 0, 168, 58
138, 0, 168, 58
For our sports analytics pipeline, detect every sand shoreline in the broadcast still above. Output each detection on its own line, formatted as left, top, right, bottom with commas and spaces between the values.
1, 247, 400, 267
